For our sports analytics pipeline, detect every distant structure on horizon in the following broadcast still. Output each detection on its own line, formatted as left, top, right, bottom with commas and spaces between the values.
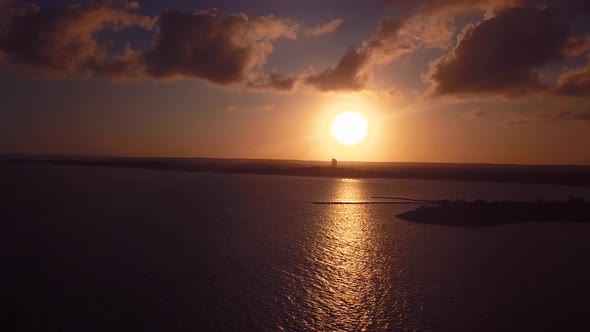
331, 158, 337, 168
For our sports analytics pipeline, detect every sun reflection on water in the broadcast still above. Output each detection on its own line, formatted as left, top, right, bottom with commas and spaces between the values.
306, 179, 389, 330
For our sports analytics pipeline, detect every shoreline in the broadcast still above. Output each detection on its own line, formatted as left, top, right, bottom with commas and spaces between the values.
4, 157, 590, 187
396, 199, 590, 226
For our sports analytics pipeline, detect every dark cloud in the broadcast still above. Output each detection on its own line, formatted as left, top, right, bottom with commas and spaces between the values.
145, 8, 297, 85
427, 6, 571, 97
305, 17, 406, 92
0, 1, 154, 78
305, 0, 524, 93
304, 47, 368, 91
384, 0, 590, 99
2, 0, 589, 97
0, 2, 305, 90
248, 72, 300, 91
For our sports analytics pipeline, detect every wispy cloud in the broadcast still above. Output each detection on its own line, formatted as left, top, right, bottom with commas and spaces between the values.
505, 119, 527, 125
304, 18, 343, 36
539, 110, 590, 122
462, 109, 485, 118
502, 110, 590, 126
256, 104, 276, 112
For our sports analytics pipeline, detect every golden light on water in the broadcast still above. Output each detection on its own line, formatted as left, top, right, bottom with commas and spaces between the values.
308, 179, 384, 330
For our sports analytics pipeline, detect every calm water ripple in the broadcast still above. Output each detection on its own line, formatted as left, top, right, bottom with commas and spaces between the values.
1, 164, 590, 331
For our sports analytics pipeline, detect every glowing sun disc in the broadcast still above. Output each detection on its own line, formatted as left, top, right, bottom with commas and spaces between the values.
330, 111, 369, 146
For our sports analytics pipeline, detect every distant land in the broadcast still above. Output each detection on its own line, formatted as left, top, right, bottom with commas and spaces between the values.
396, 197, 590, 226
3, 155, 590, 187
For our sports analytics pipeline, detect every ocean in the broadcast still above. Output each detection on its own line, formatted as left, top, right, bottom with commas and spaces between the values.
2, 163, 590, 331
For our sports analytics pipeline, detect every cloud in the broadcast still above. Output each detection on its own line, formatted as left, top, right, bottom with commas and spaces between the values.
304, 18, 343, 36
304, 0, 521, 92
426, 6, 572, 97
553, 59, 590, 97
462, 109, 485, 118
541, 110, 590, 122
385, 0, 590, 99
121, 1, 141, 10
256, 104, 276, 112
505, 119, 527, 125
384, 0, 523, 49
247, 72, 301, 91
562, 36, 590, 57
304, 47, 369, 91
145, 8, 298, 85
305, 17, 410, 92
3, 0, 590, 97
385, 0, 519, 16
0, 2, 301, 90
0, 1, 154, 78
510, 110, 590, 125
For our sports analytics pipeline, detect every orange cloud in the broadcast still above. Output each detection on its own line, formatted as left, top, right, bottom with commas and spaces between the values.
554, 60, 590, 97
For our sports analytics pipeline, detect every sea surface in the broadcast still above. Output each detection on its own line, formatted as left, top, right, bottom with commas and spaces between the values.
2, 163, 590, 331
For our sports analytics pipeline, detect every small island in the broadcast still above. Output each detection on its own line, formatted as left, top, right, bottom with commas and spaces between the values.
396, 196, 590, 226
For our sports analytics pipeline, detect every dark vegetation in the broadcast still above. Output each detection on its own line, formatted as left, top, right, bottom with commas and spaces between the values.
4, 156, 590, 186
396, 196, 590, 226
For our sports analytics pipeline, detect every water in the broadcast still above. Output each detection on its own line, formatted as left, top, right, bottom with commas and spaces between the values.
2, 163, 590, 331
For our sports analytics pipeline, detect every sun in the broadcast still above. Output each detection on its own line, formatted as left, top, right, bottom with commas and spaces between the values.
330, 111, 369, 147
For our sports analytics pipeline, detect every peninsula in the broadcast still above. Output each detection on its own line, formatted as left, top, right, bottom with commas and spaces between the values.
396, 197, 590, 226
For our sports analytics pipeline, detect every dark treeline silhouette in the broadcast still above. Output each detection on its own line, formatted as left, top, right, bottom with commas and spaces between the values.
396, 196, 590, 226
5, 156, 590, 186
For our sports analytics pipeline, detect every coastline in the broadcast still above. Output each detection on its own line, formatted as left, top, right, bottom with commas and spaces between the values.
4, 156, 590, 187
396, 199, 590, 226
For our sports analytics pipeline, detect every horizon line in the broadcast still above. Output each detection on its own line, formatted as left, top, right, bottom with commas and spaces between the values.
2, 153, 590, 168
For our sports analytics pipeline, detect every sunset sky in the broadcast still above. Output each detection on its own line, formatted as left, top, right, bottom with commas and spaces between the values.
1, 0, 590, 164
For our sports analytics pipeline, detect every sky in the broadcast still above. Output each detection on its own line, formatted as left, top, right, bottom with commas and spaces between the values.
1, 0, 590, 164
